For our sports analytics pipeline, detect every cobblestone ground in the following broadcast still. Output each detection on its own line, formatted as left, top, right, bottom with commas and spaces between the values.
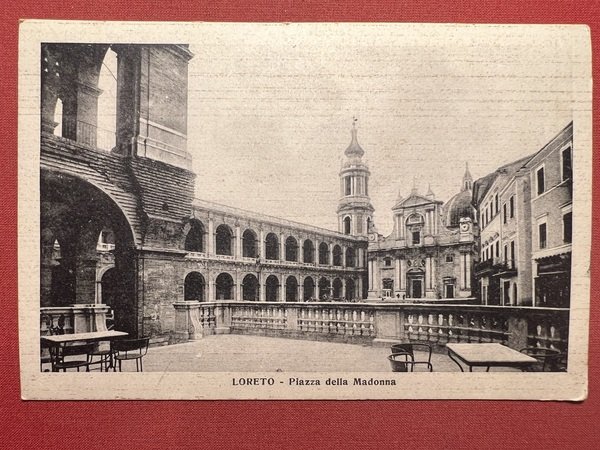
114, 335, 520, 373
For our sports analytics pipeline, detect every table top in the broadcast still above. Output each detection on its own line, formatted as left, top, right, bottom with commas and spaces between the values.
41, 330, 128, 344
446, 343, 538, 365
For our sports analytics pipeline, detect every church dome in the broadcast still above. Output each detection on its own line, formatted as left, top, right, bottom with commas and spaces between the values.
443, 189, 474, 228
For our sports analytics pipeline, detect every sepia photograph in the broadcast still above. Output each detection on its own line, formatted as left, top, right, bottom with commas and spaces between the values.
19, 21, 592, 399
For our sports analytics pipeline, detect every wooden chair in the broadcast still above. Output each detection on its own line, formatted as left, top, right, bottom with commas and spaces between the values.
49, 343, 95, 372
519, 347, 562, 372
391, 343, 433, 372
112, 338, 150, 372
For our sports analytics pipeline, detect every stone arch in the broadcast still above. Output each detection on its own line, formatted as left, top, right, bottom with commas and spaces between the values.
332, 277, 343, 299
303, 276, 315, 301
184, 219, 205, 253
184, 271, 205, 301
285, 236, 298, 262
333, 245, 343, 266
242, 228, 258, 258
215, 272, 234, 300
242, 273, 259, 301
343, 216, 352, 235
285, 275, 299, 302
215, 224, 234, 256
41, 170, 137, 334
265, 233, 279, 260
345, 278, 356, 300
302, 239, 314, 264
345, 247, 356, 267
265, 274, 280, 302
318, 242, 329, 265
318, 277, 331, 300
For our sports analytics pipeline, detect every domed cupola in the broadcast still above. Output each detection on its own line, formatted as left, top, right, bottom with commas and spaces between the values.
443, 163, 475, 228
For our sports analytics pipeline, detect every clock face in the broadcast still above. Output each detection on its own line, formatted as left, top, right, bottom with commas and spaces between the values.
368, 233, 376, 241
460, 223, 469, 232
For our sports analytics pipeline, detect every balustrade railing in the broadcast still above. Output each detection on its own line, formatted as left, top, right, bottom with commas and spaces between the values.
231, 304, 288, 330
297, 306, 375, 337
176, 301, 569, 357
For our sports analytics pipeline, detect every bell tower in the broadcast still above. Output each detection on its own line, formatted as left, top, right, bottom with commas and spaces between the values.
337, 119, 375, 236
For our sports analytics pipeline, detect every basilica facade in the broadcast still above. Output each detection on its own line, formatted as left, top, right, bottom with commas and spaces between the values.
366, 169, 478, 300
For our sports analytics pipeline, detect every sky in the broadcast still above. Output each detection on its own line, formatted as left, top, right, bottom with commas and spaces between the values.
98, 24, 589, 236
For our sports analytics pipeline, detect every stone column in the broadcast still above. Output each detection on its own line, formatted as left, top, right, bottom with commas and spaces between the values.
207, 216, 214, 255
394, 258, 401, 295
235, 224, 241, 259
465, 253, 472, 290
460, 253, 466, 290
299, 284, 304, 302
400, 259, 406, 292
259, 273, 266, 301
425, 257, 431, 292
259, 228, 265, 259
329, 245, 334, 266
342, 246, 346, 268
280, 232, 285, 262
279, 276, 285, 302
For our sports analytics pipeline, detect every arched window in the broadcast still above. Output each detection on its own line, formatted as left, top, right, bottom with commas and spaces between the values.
184, 272, 205, 301
343, 216, 352, 235
319, 242, 329, 265
242, 274, 259, 301
265, 275, 279, 301
318, 277, 331, 300
303, 276, 315, 301
215, 273, 234, 300
185, 221, 204, 252
333, 245, 343, 266
285, 236, 298, 262
265, 233, 279, 260
366, 217, 372, 232
332, 278, 343, 299
303, 239, 314, 264
285, 276, 298, 302
242, 229, 258, 258
345, 247, 356, 267
215, 224, 233, 256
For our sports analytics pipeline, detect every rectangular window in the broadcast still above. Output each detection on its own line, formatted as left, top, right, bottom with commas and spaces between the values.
563, 211, 573, 243
344, 177, 352, 196
562, 147, 572, 181
494, 194, 499, 215
445, 254, 454, 263
509, 196, 515, 219
412, 231, 420, 245
495, 241, 499, 258
536, 167, 545, 195
503, 203, 507, 224
504, 244, 508, 263
539, 223, 547, 249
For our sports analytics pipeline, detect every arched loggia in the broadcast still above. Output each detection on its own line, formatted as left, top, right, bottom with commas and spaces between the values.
41, 170, 138, 335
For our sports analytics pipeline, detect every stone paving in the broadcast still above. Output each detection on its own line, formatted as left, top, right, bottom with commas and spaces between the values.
116, 335, 520, 373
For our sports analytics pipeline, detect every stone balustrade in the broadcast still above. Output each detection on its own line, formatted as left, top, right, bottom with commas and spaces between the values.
171, 301, 569, 354
40, 304, 112, 336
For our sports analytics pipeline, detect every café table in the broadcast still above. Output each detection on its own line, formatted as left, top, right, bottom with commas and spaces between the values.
41, 330, 128, 372
446, 343, 538, 372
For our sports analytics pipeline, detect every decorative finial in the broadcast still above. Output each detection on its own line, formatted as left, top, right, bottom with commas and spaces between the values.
427, 183, 435, 199
344, 117, 364, 158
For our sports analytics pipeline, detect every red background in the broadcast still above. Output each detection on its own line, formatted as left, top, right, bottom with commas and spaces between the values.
0, 1, 598, 448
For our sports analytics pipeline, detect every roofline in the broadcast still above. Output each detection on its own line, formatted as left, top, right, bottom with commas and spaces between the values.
192, 198, 365, 241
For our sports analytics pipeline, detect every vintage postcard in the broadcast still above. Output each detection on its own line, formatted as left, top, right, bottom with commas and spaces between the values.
19, 21, 591, 400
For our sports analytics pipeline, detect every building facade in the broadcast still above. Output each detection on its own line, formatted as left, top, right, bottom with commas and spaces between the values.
473, 122, 573, 308
367, 168, 477, 300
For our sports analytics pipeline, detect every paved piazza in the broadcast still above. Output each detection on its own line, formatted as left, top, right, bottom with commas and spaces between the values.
115, 335, 520, 373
